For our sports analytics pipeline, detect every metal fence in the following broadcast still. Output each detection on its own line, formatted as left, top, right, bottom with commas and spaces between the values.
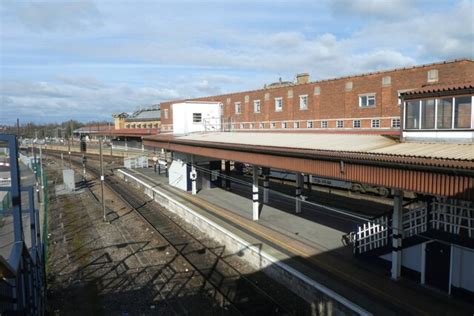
0, 134, 46, 315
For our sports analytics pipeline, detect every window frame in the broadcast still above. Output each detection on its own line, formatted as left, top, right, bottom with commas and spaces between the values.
321, 121, 328, 128
336, 120, 344, 128
307, 121, 313, 128
253, 99, 261, 113
192, 113, 202, 123
353, 120, 361, 128
294, 121, 300, 128
391, 118, 401, 128
282, 121, 288, 128
359, 93, 376, 108
274, 97, 283, 112
235, 102, 241, 114
299, 95, 308, 110
371, 119, 380, 128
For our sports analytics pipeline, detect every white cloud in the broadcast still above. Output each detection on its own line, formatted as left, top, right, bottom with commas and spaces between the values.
331, 0, 418, 18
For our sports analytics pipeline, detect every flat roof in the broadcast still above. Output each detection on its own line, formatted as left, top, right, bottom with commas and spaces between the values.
165, 132, 474, 161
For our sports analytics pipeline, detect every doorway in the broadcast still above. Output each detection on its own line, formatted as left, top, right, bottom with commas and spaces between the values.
425, 242, 451, 292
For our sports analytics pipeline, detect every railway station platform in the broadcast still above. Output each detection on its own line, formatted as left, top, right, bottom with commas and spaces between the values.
119, 166, 474, 315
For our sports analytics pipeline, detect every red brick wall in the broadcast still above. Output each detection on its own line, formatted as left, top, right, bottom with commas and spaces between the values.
160, 59, 474, 132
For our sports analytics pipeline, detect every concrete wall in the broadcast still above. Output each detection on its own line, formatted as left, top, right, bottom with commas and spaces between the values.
380, 243, 422, 273
451, 245, 474, 292
168, 152, 188, 191
172, 102, 222, 135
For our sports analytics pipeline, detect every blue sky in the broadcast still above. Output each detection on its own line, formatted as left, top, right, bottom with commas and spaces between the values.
1, 0, 473, 124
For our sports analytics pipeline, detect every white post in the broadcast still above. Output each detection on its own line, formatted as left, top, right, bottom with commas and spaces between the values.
125, 137, 128, 151
296, 173, 303, 213
391, 189, 403, 280
263, 168, 269, 204
252, 165, 259, 220
191, 155, 197, 195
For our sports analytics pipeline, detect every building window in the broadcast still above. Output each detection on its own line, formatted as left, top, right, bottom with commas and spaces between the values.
359, 94, 376, 107
282, 122, 288, 128
427, 69, 439, 83
287, 89, 293, 98
250, 123, 255, 129
391, 118, 401, 128
264, 93, 270, 101
239, 123, 244, 129
299, 95, 308, 110
259, 122, 264, 129
436, 98, 452, 129
164, 109, 169, 119
254, 100, 261, 113
353, 120, 361, 128
235, 102, 241, 114
421, 99, 435, 129
321, 121, 328, 128
192, 113, 202, 123
371, 119, 380, 128
244, 95, 249, 103
307, 121, 313, 128
275, 97, 283, 112
270, 122, 276, 129
382, 76, 391, 86
405, 100, 420, 129
294, 122, 300, 128
314, 86, 321, 95
454, 96, 472, 128
336, 120, 344, 128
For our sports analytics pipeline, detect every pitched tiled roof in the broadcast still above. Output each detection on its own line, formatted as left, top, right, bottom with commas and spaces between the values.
401, 81, 474, 97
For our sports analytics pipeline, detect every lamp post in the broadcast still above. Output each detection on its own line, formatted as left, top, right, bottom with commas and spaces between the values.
99, 137, 106, 222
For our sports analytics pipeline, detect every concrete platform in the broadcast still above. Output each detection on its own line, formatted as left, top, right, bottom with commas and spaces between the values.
121, 167, 474, 315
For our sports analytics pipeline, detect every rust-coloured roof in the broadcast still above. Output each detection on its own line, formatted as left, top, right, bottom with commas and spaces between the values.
401, 81, 474, 98
97, 128, 159, 137
144, 132, 474, 171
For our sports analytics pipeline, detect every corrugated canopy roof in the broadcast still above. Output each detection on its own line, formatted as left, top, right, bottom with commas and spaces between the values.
172, 132, 474, 161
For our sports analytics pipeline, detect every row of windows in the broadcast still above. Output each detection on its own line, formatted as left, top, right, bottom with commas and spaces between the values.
234, 93, 381, 114
125, 123, 159, 129
405, 96, 472, 130
232, 118, 400, 129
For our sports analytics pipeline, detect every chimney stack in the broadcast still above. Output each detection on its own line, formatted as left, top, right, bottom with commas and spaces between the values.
296, 73, 310, 84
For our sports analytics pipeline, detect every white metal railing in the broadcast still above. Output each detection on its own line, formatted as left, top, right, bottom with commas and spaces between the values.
124, 156, 149, 169
432, 197, 473, 238
403, 201, 428, 238
354, 215, 389, 254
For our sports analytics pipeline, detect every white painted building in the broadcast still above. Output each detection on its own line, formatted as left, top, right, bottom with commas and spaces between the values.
172, 101, 223, 135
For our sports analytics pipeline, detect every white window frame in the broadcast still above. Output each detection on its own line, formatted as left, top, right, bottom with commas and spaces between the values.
253, 100, 261, 113
235, 102, 241, 114
294, 121, 300, 128
353, 120, 361, 128
391, 118, 401, 128
427, 69, 439, 83
270, 122, 276, 129
336, 120, 344, 128
371, 119, 380, 128
259, 122, 264, 129
359, 93, 376, 108
299, 95, 308, 110
239, 123, 244, 129
307, 121, 313, 128
321, 121, 328, 128
250, 123, 255, 129
282, 122, 288, 128
275, 97, 283, 112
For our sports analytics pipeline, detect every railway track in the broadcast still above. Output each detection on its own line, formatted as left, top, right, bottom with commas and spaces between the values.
46, 152, 305, 315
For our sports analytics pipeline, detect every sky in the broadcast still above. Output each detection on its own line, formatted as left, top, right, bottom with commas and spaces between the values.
1, 0, 473, 124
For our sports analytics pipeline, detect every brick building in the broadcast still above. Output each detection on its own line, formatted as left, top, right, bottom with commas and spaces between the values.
159, 59, 473, 133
